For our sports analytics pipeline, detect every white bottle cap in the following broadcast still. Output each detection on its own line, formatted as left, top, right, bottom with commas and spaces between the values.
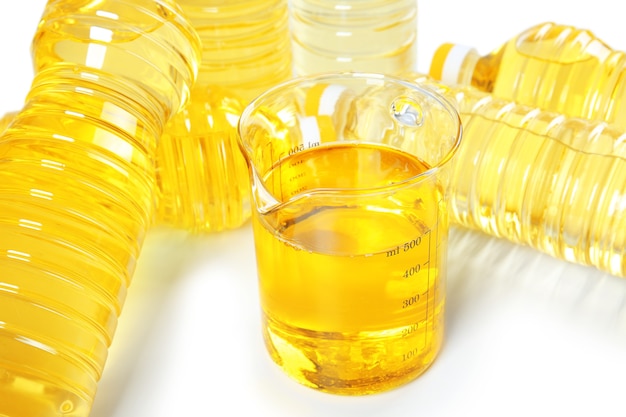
318, 84, 348, 115
299, 83, 351, 144
298, 115, 322, 146
304, 83, 348, 116
430, 43, 478, 85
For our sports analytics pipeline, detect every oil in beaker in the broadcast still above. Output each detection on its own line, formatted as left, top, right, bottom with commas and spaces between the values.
253, 142, 446, 394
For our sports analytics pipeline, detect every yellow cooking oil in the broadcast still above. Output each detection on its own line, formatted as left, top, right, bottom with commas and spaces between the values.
290, 0, 418, 76
0, 111, 17, 133
253, 142, 446, 394
429, 22, 626, 129
405, 73, 626, 277
175, 0, 292, 102
152, 0, 291, 233
1, 95, 249, 234
0, 1, 200, 416
154, 85, 250, 232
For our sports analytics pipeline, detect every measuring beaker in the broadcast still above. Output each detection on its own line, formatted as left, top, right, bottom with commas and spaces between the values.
237, 73, 462, 395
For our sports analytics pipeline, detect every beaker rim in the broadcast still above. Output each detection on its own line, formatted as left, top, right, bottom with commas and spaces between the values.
237, 71, 463, 211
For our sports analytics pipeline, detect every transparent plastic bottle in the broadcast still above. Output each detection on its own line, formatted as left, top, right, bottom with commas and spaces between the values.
155, 85, 249, 232
176, 0, 292, 102
429, 22, 626, 130
304, 74, 626, 277
290, 0, 418, 76
0, 1, 200, 416
409, 73, 626, 277
152, 0, 292, 232
0, 110, 16, 134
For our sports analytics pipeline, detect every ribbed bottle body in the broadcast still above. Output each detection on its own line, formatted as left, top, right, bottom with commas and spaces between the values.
453, 87, 625, 276
408, 74, 626, 277
0, 111, 16, 133
290, 0, 417, 76
0, 67, 158, 416
31, 0, 200, 121
177, 0, 292, 102
493, 23, 626, 130
155, 86, 250, 232
431, 22, 626, 130
0, 1, 200, 415
154, 0, 291, 233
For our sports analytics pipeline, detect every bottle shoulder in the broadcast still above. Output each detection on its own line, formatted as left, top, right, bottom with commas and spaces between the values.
512, 22, 616, 64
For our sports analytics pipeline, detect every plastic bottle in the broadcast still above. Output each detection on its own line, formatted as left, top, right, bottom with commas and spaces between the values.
152, 0, 292, 232
0, 1, 200, 416
412, 73, 626, 277
155, 85, 249, 232
0, 110, 16, 134
304, 74, 626, 277
429, 22, 626, 130
176, 0, 292, 103
289, 0, 418, 76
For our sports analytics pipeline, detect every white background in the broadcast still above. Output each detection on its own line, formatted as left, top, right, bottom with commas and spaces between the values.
1, 1, 626, 416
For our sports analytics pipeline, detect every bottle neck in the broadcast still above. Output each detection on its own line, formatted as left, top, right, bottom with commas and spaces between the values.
470, 49, 503, 93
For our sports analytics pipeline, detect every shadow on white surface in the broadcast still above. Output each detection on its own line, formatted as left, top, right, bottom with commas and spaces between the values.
447, 226, 626, 340
88, 224, 626, 417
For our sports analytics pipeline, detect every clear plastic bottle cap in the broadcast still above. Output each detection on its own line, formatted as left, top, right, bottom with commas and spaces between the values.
430, 43, 478, 85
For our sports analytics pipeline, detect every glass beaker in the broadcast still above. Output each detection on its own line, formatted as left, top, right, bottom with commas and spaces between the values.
237, 73, 462, 395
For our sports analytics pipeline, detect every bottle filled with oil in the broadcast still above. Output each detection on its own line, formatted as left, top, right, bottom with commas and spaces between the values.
0, 1, 201, 416
0, 110, 16, 134
238, 74, 461, 394
429, 22, 626, 129
153, 0, 293, 233
155, 86, 250, 232
176, 0, 292, 102
289, 0, 418, 76
404, 73, 626, 277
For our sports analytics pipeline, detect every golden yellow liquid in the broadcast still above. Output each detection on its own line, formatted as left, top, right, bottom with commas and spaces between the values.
290, 0, 417, 76
0, 111, 16, 134
405, 74, 626, 277
155, 86, 251, 232
5, 92, 254, 235
0, 1, 200, 415
253, 142, 446, 394
0, 70, 156, 417
0, 91, 249, 234
453, 92, 626, 276
153, 0, 291, 232
31, 0, 201, 120
473, 23, 626, 130
177, 0, 292, 102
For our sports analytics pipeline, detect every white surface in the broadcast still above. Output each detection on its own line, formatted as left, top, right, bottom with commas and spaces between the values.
1, 2, 626, 416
